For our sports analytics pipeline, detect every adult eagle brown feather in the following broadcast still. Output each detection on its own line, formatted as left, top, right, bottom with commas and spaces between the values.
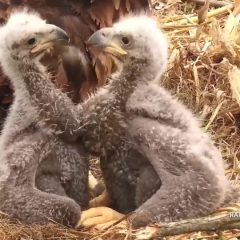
0, 0, 149, 129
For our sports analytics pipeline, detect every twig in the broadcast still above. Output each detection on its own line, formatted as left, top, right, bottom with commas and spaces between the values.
152, 212, 240, 238
160, 24, 198, 30
159, 3, 233, 29
184, 0, 232, 8
148, 0, 153, 9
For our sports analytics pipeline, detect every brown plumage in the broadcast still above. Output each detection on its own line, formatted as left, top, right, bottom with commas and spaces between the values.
0, 0, 148, 129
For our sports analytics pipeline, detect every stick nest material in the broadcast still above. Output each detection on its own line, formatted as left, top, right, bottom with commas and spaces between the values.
2, 0, 240, 239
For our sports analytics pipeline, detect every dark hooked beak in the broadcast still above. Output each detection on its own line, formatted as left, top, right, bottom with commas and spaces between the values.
31, 24, 70, 55
86, 28, 127, 57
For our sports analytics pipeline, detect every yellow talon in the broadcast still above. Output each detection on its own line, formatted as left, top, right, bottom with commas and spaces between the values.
78, 207, 124, 228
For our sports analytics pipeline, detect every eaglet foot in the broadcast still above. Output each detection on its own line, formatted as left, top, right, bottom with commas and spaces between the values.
78, 207, 124, 228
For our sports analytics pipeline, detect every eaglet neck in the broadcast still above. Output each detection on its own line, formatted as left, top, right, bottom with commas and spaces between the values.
108, 58, 153, 109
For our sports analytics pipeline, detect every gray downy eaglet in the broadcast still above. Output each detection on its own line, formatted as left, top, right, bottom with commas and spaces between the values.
0, 10, 89, 227
20, 14, 240, 228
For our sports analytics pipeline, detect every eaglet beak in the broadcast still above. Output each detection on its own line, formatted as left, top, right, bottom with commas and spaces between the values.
86, 28, 127, 57
31, 24, 69, 55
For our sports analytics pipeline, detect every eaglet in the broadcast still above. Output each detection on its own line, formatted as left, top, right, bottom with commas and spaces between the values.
20, 14, 240, 228
0, 10, 89, 227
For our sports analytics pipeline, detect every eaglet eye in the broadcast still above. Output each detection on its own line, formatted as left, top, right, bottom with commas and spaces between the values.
27, 37, 36, 45
121, 36, 130, 45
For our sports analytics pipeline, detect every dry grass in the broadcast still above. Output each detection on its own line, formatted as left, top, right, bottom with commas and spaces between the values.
2, 1, 240, 239
159, 0, 240, 183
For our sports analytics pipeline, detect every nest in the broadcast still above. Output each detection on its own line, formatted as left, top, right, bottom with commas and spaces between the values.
2, 0, 240, 239
159, 0, 240, 184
